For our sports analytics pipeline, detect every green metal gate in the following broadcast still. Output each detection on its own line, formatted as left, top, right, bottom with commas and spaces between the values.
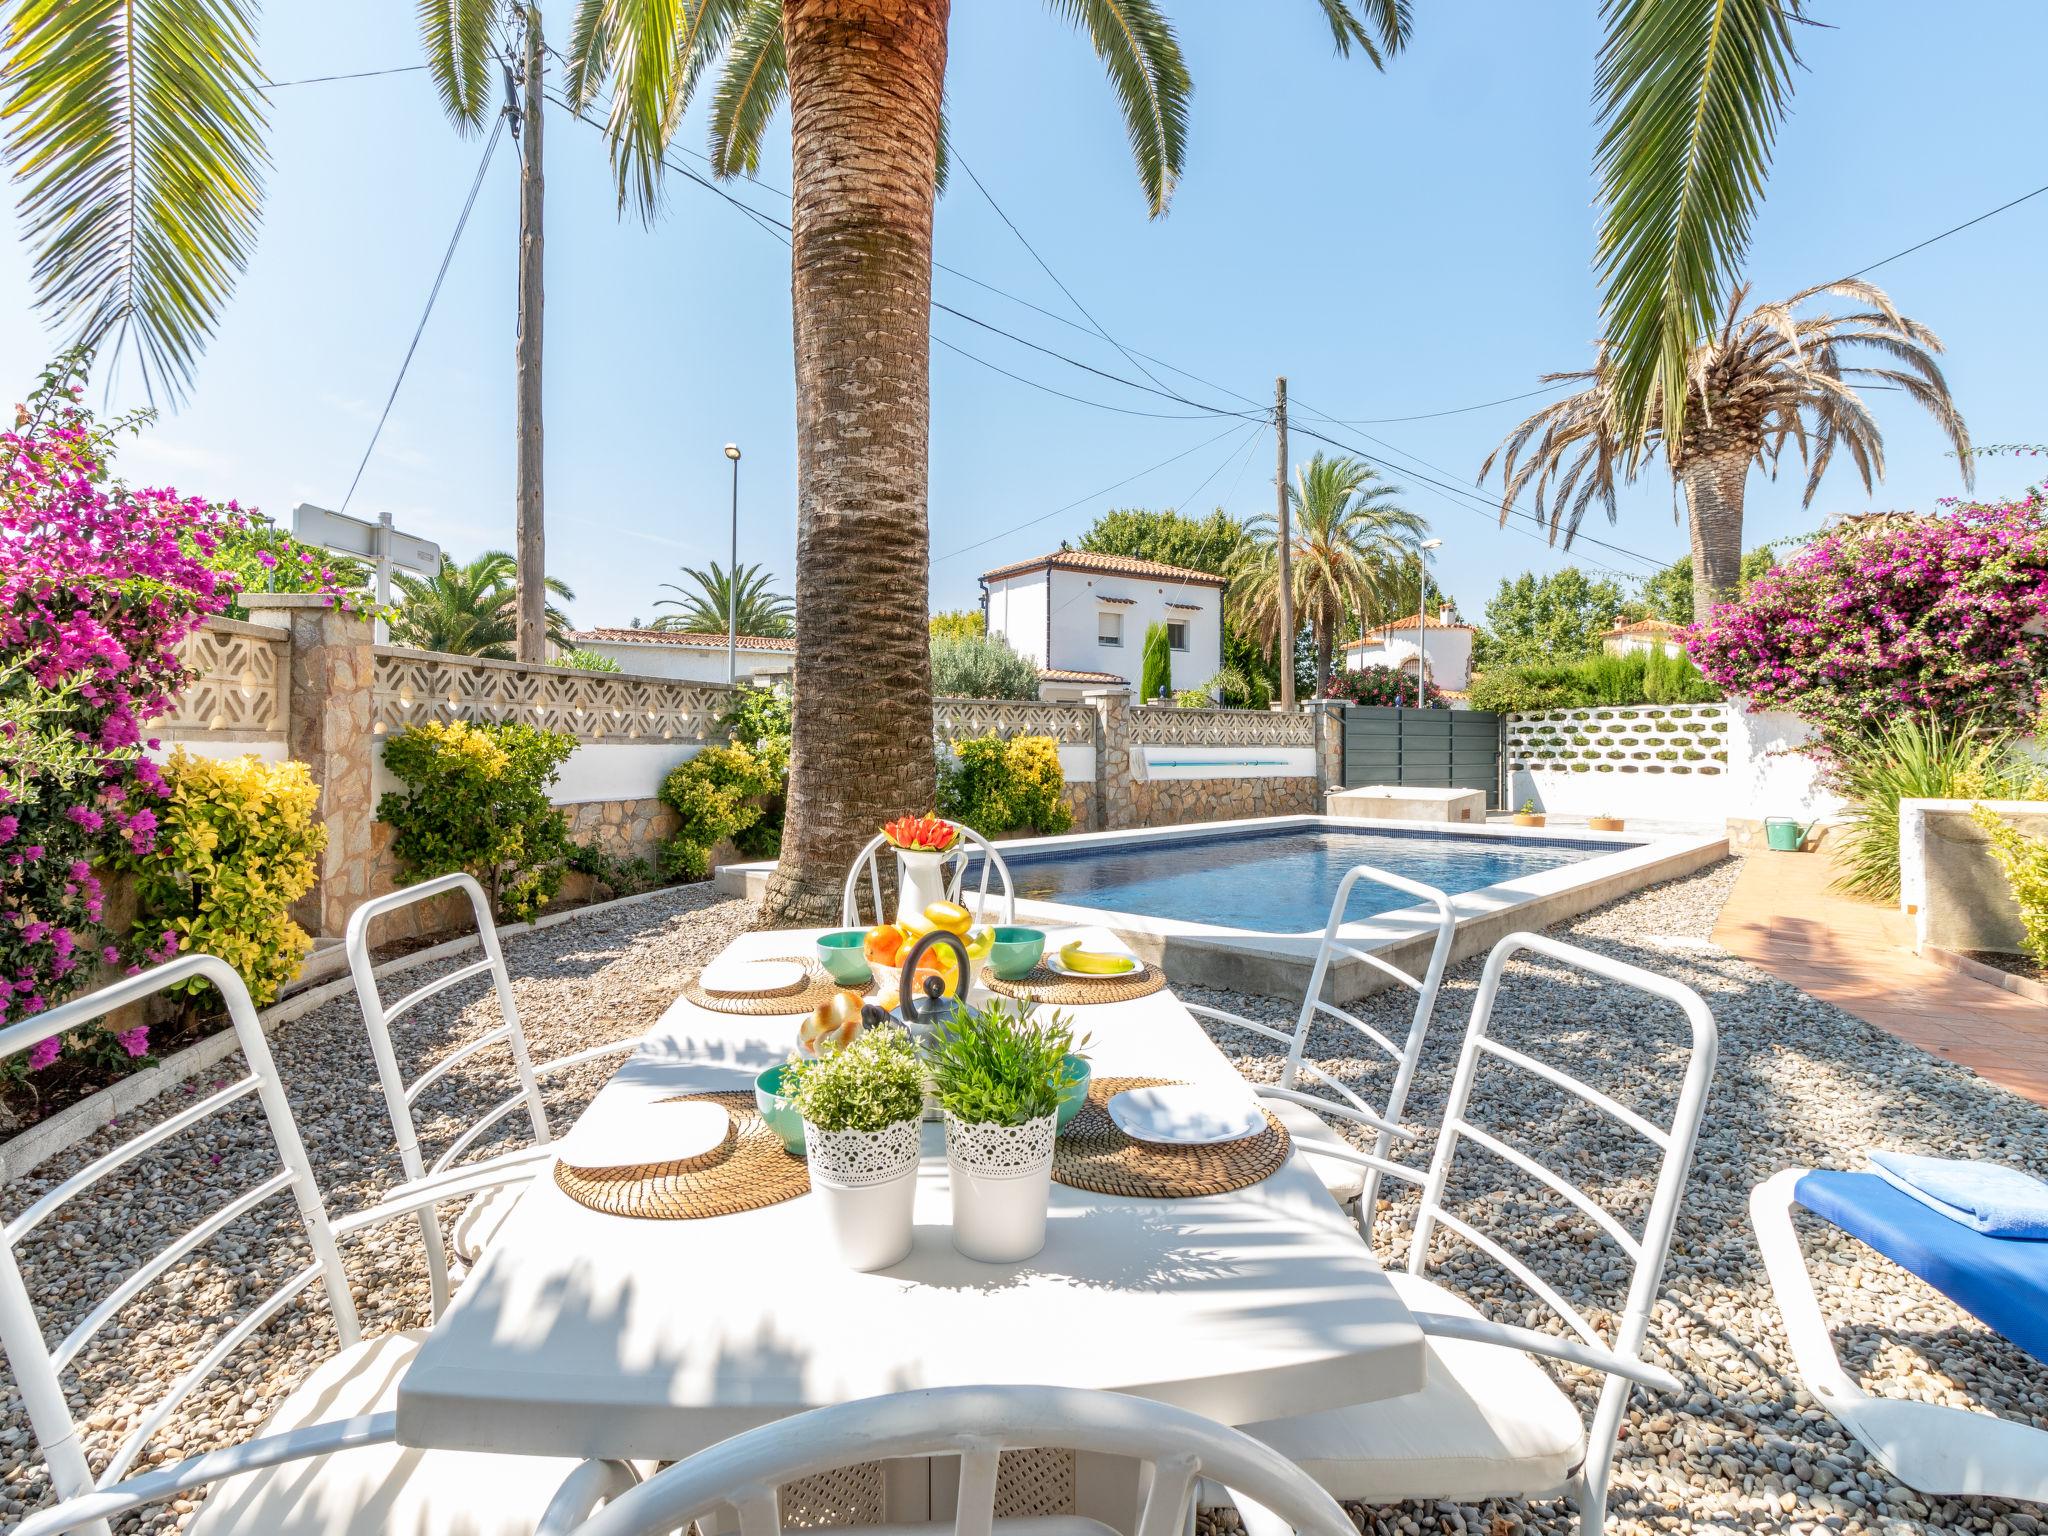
1340, 706, 1504, 807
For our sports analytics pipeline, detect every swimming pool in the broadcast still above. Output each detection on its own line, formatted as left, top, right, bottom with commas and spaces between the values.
989, 825, 1637, 933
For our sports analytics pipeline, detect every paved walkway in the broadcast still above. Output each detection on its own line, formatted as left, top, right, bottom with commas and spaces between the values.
1713, 848, 2048, 1107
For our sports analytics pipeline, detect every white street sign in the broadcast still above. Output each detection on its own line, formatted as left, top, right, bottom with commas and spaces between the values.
292, 503, 441, 644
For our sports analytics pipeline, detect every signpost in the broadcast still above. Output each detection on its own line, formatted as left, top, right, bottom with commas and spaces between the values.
291, 504, 441, 644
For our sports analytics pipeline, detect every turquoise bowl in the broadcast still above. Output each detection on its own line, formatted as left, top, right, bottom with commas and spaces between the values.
755, 1064, 807, 1156
1054, 1053, 1092, 1132
814, 930, 871, 987
989, 925, 1047, 981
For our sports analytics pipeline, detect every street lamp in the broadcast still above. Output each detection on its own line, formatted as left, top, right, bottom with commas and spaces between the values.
724, 443, 742, 685
1415, 537, 1443, 707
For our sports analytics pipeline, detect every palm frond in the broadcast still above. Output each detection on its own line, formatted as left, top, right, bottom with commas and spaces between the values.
418, 0, 502, 130
707, 0, 785, 178
1045, 0, 1189, 217
1308, 0, 1412, 67
2, 0, 270, 404
1592, 0, 1807, 456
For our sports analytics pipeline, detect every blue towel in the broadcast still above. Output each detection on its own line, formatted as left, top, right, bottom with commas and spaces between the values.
1868, 1151, 2048, 1240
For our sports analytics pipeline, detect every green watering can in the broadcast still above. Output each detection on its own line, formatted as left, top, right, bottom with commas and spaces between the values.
1764, 817, 1812, 852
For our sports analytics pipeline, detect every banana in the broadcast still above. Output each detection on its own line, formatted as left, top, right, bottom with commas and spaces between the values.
1059, 940, 1136, 976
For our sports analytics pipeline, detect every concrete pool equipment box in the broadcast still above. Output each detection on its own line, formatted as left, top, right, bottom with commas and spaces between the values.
718, 815, 1727, 1001
1325, 786, 1486, 824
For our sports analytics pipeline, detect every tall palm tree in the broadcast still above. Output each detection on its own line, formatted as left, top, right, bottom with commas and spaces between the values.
1233, 454, 1426, 689
1482, 279, 1972, 622
559, 0, 1411, 920
651, 560, 795, 636
389, 550, 576, 658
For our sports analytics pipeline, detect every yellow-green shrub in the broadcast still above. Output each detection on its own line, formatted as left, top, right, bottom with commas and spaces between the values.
659, 742, 782, 879
936, 733, 1072, 838
120, 750, 326, 1006
1970, 804, 2048, 968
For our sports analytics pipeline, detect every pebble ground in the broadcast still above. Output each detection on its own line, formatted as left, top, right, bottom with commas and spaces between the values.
2, 862, 2043, 1535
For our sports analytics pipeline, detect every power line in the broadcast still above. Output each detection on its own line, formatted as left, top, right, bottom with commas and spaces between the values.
930, 335, 1221, 420
1312, 381, 1574, 425
933, 424, 1252, 566
1849, 179, 2048, 279
340, 113, 507, 512
251, 63, 431, 91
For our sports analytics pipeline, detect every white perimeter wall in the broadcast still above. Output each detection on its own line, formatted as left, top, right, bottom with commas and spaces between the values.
1136, 745, 1315, 781
574, 639, 793, 683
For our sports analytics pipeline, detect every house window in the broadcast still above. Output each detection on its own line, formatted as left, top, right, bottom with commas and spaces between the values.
1166, 620, 1189, 652
1098, 610, 1123, 647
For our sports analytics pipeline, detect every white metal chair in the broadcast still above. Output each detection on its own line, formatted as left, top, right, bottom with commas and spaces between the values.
1227, 932, 1718, 1536
344, 872, 639, 1308
1184, 863, 1455, 1223
841, 818, 1018, 927
1749, 1166, 2048, 1501
0, 953, 637, 1536
560, 1385, 1358, 1536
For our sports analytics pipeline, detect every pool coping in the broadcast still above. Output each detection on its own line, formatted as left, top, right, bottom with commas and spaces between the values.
716, 815, 1729, 1000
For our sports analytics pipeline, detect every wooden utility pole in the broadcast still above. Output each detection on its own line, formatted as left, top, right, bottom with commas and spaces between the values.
513, 10, 547, 663
1275, 375, 1294, 709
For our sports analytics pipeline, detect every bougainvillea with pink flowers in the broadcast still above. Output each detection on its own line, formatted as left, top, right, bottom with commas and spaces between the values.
1686, 488, 2048, 762
1319, 664, 1446, 708
1, 353, 356, 1086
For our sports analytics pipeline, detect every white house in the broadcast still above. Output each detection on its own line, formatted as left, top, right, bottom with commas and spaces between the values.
980, 550, 1225, 702
567, 626, 796, 682
1599, 616, 1687, 657
1341, 609, 1476, 694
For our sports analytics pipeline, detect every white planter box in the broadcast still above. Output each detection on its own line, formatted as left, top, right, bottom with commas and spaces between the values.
804, 1118, 922, 1271
944, 1113, 1057, 1263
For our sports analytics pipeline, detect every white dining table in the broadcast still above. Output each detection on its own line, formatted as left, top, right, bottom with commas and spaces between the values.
395, 923, 1425, 1470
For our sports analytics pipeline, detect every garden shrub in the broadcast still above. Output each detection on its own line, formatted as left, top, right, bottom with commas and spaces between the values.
558, 648, 621, 672
1689, 490, 2048, 759
379, 721, 577, 921
1206, 664, 1269, 710
1829, 715, 2046, 901
1139, 623, 1172, 702
1321, 665, 1443, 708
1468, 649, 1719, 713
659, 743, 782, 879
720, 684, 791, 857
119, 751, 326, 1008
1173, 687, 1213, 707
1970, 805, 2048, 970
931, 630, 1041, 700
566, 842, 660, 900
937, 734, 1073, 838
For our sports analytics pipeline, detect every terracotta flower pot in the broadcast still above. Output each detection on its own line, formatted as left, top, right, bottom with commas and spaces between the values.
1513, 813, 1546, 828
1588, 815, 1626, 832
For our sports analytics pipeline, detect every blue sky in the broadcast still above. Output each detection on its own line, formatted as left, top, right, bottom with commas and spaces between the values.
3, 3, 2043, 629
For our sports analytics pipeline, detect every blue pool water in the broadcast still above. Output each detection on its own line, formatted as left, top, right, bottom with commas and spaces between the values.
989, 827, 1634, 933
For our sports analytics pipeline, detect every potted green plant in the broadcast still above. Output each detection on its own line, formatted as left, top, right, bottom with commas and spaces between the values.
924, 999, 1085, 1263
1512, 797, 1546, 829
781, 1027, 928, 1270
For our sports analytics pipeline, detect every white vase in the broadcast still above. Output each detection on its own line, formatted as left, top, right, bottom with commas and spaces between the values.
944, 1112, 1057, 1264
894, 847, 952, 926
804, 1117, 922, 1271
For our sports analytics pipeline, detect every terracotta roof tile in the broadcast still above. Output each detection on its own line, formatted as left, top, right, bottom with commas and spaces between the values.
1351, 614, 1474, 641
1038, 667, 1127, 685
980, 549, 1227, 587
571, 627, 797, 652
1599, 617, 1686, 638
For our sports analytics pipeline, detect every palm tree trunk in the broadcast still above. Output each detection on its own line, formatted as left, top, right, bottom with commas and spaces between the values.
1681, 450, 1749, 623
762, 0, 949, 923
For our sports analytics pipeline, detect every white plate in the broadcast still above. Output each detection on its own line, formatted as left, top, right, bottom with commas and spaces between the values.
558, 1100, 732, 1172
1043, 948, 1144, 980
1108, 1085, 1264, 1147
699, 957, 806, 996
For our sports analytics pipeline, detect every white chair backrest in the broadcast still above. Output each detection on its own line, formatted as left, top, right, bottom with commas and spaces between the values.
344, 872, 551, 1311
0, 957, 360, 1526
1215, 862, 1455, 1219
841, 821, 1017, 928
1408, 931, 1718, 1508
568, 1385, 1357, 1536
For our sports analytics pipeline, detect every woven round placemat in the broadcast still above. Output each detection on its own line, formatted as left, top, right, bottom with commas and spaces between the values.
683, 958, 862, 1015
979, 962, 1166, 1006
552, 1091, 809, 1219
1051, 1076, 1290, 1199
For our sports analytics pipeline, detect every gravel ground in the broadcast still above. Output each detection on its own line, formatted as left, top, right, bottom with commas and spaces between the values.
3, 861, 2045, 1535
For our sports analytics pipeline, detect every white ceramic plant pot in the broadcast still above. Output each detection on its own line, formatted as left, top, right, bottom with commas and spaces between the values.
894, 847, 951, 926
804, 1117, 922, 1272
944, 1112, 1057, 1264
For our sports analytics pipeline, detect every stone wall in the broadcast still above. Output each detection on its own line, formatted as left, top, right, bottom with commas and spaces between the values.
1127, 775, 1322, 827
